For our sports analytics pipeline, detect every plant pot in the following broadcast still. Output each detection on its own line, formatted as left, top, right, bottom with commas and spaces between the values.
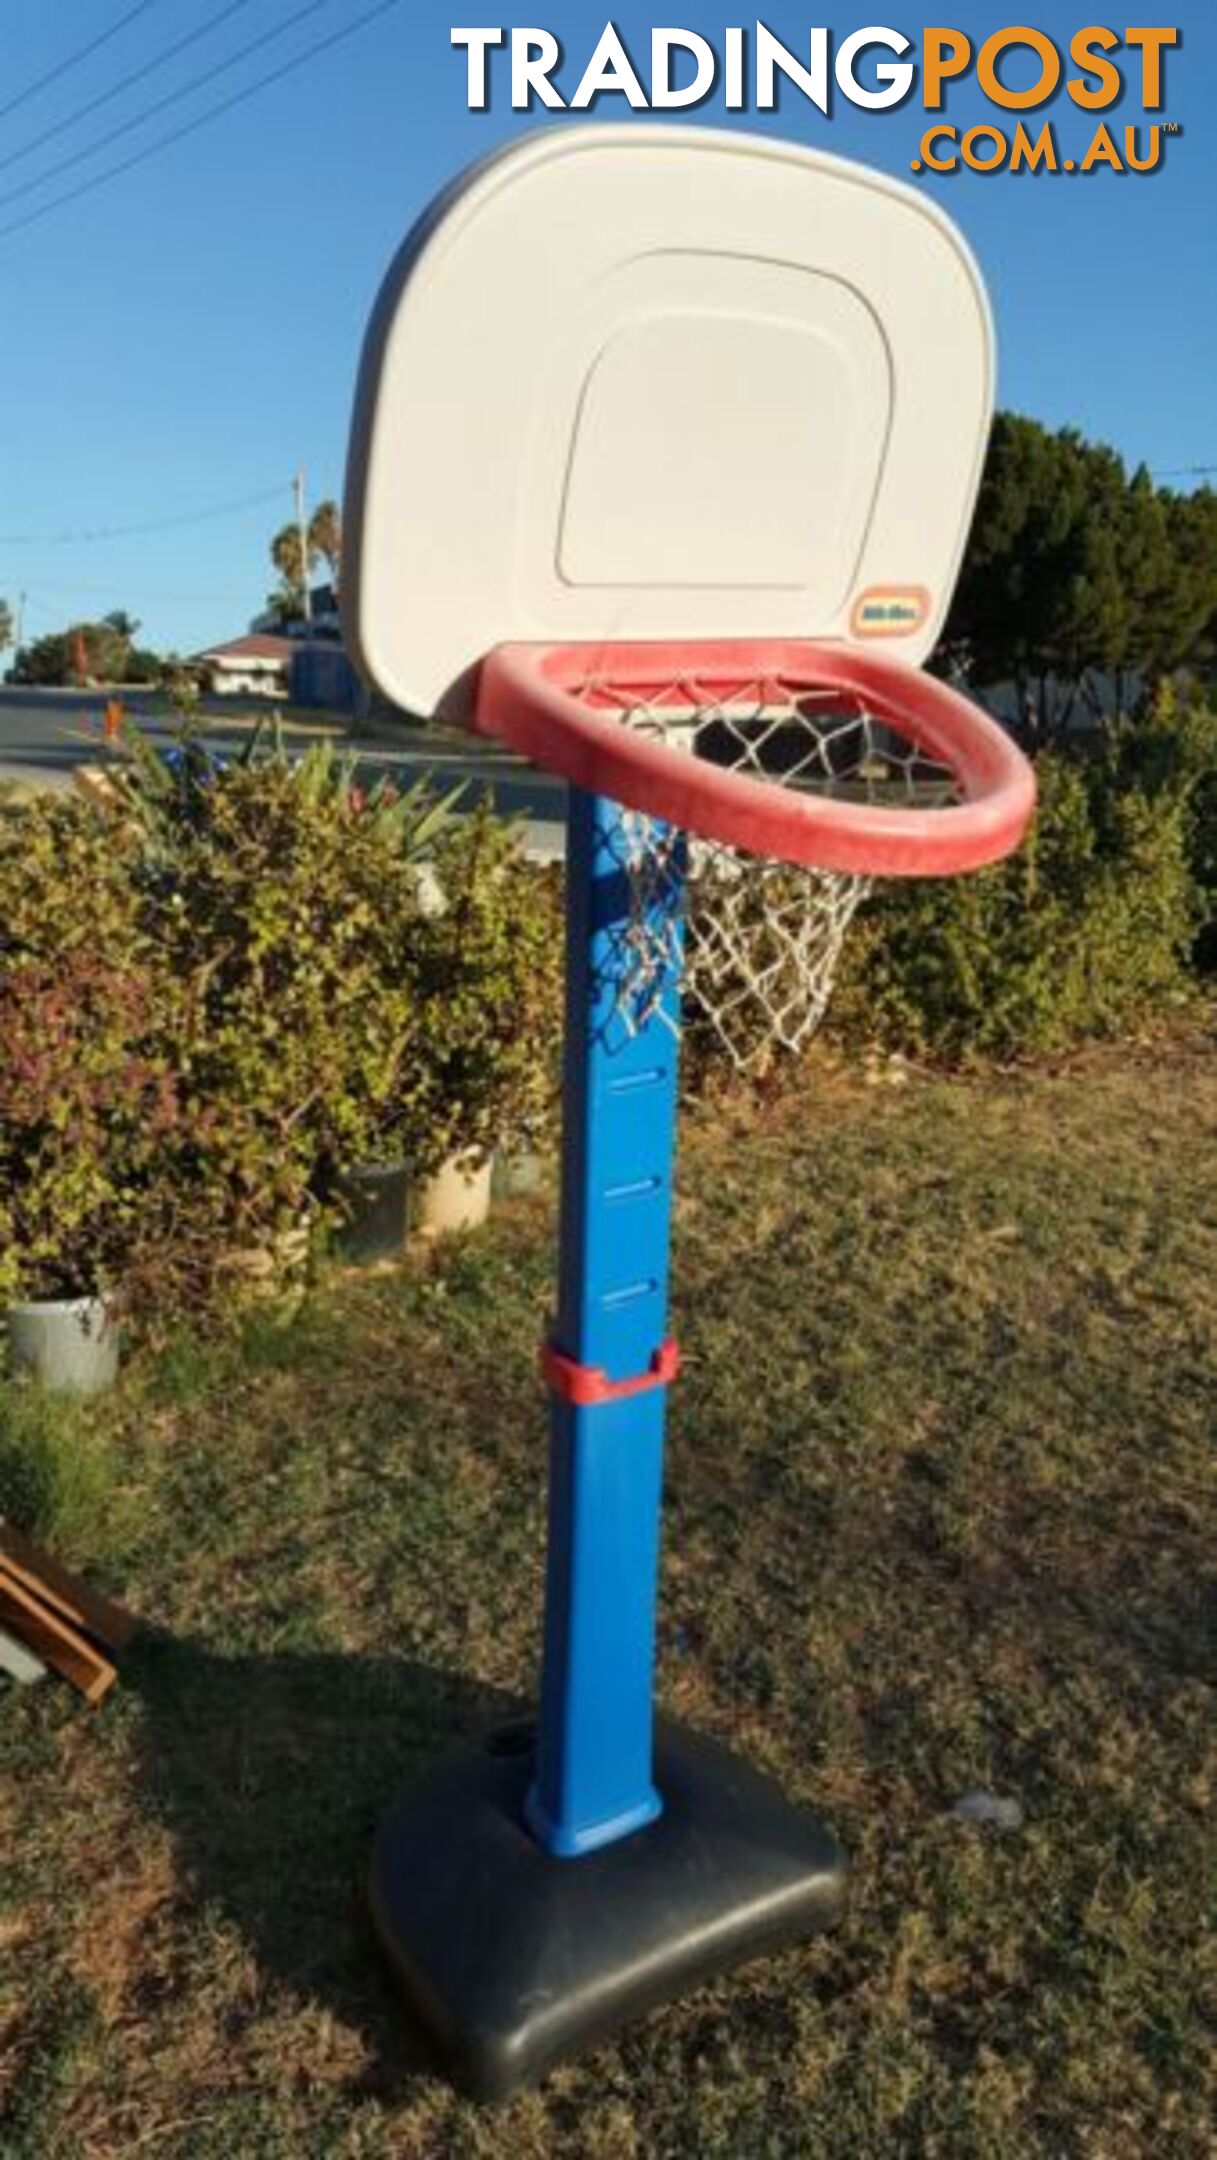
413, 1153, 494, 1239
5, 1294, 120, 1396
332, 1162, 411, 1265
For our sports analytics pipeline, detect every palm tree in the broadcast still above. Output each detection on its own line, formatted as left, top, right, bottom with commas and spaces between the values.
308, 500, 342, 595
270, 522, 309, 600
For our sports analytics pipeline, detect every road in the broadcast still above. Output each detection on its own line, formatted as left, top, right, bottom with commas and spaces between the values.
0, 686, 567, 857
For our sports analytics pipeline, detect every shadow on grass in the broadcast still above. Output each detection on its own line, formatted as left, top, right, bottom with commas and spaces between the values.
126, 1630, 523, 2092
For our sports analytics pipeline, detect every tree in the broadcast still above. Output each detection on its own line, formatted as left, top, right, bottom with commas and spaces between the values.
1163, 487, 1217, 677
940, 413, 1217, 746
270, 520, 312, 606
308, 499, 342, 593
8, 615, 139, 686
0, 598, 12, 654
263, 581, 299, 626
9, 632, 73, 685
267, 500, 342, 622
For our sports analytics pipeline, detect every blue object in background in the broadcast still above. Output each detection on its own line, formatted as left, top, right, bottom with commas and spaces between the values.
526, 789, 686, 1858
290, 640, 368, 715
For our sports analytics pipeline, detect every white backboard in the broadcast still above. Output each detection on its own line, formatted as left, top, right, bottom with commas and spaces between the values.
343, 126, 994, 715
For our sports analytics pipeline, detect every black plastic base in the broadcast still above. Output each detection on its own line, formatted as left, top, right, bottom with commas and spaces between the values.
369, 1717, 846, 2100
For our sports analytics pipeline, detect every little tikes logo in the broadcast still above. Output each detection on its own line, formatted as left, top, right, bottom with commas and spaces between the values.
851, 587, 930, 640
452, 26, 1182, 177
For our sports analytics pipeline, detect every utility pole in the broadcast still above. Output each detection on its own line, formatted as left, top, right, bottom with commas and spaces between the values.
14, 589, 25, 652
294, 468, 312, 631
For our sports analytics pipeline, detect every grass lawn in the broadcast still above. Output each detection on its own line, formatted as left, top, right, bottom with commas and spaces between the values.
1, 1037, 1213, 2157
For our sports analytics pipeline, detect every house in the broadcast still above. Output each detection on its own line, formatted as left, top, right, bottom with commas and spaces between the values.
196, 632, 295, 697
246, 585, 372, 716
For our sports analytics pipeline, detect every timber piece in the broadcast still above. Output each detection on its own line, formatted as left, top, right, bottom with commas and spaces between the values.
0, 1565, 117, 1704
0, 1521, 137, 1651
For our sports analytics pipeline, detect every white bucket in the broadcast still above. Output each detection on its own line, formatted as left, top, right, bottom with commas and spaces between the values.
6, 1295, 120, 1396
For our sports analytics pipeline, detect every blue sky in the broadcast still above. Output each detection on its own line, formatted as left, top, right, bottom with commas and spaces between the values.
0, 3, 1212, 655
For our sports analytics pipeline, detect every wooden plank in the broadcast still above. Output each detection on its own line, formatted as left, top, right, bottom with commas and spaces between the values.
0, 1521, 137, 1651
0, 1623, 46, 1686
0, 1568, 117, 1704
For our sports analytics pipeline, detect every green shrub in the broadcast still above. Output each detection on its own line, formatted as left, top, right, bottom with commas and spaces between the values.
0, 743, 565, 1324
387, 806, 563, 1173
677, 680, 1211, 1076
1106, 681, 1217, 973
134, 745, 442, 1250
0, 784, 144, 964
0, 951, 185, 1304
0, 750, 557, 1328
0, 794, 190, 1305
828, 744, 1200, 1062
115, 731, 561, 1242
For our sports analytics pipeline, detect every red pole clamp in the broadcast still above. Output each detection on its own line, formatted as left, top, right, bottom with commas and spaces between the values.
539, 1337, 681, 1408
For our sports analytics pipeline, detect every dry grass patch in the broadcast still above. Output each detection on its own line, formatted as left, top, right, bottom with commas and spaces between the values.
1, 1033, 1213, 2156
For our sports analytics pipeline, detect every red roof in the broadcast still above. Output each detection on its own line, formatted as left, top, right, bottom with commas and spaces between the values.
198, 633, 295, 662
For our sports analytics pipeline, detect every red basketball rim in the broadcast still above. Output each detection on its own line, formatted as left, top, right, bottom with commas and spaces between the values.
468, 641, 1036, 877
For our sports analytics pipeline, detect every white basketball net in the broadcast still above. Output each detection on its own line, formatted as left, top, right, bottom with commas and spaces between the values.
577, 664, 961, 1069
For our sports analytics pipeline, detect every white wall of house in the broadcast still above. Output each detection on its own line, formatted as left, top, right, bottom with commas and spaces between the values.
209, 660, 287, 697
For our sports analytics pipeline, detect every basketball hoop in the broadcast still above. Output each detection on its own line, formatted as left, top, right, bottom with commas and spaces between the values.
344, 125, 1040, 2096
471, 640, 1035, 1065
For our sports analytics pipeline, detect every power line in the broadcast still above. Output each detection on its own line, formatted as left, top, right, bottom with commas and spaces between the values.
1154, 464, 1217, 479
0, 0, 401, 244
0, 0, 402, 243
0, 1, 162, 127
15, 577, 253, 605
0, 0, 260, 178
0, 481, 290, 547
0, 0, 338, 215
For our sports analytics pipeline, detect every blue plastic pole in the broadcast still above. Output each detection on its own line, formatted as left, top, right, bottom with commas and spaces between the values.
526, 788, 686, 1858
